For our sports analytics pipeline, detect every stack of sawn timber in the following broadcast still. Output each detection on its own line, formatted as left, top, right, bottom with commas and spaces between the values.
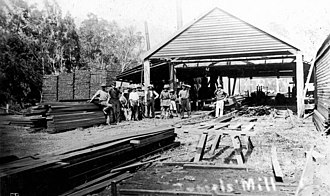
20, 102, 106, 133
0, 125, 178, 196
46, 102, 105, 133
313, 34, 330, 133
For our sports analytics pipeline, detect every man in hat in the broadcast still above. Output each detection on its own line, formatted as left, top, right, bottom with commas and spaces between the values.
214, 85, 228, 118
159, 84, 171, 119
136, 84, 145, 120
179, 84, 191, 118
169, 89, 178, 117
89, 83, 112, 116
129, 85, 139, 121
108, 81, 121, 124
120, 89, 129, 121
146, 84, 159, 118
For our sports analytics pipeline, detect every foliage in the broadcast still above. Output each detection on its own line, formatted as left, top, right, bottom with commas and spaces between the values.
0, 0, 144, 107
79, 13, 144, 72
0, 0, 44, 107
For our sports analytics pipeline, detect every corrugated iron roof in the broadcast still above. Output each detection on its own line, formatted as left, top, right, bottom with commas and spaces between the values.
144, 7, 299, 60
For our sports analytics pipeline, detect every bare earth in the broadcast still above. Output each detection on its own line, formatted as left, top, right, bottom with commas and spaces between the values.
0, 111, 329, 195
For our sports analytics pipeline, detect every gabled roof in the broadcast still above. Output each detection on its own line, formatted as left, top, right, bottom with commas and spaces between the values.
144, 7, 299, 60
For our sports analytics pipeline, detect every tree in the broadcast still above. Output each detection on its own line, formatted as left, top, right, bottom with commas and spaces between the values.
79, 13, 144, 71
0, 0, 44, 107
114, 26, 144, 72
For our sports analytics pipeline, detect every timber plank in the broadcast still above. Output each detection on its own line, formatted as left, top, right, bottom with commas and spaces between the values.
194, 133, 208, 162
295, 146, 314, 196
183, 163, 248, 170
271, 146, 284, 182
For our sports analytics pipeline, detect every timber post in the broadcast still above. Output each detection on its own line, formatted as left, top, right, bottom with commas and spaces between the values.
296, 51, 304, 118
169, 62, 176, 91
144, 60, 151, 116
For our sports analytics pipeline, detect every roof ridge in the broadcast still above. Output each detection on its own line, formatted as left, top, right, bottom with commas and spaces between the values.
143, 6, 300, 60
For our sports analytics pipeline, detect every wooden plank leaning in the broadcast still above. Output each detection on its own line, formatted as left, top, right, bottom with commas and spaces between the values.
295, 146, 314, 196
271, 145, 284, 182
194, 133, 208, 162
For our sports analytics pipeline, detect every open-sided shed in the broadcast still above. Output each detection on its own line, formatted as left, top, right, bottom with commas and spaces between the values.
117, 7, 306, 117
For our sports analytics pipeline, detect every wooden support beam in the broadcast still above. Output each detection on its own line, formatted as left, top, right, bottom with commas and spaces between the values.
169, 62, 176, 90
210, 134, 222, 155
230, 135, 244, 165
194, 133, 208, 162
183, 163, 248, 170
271, 146, 284, 182
183, 129, 257, 136
303, 59, 315, 99
295, 146, 314, 196
276, 77, 280, 93
296, 51, 304, 117
228, 77, 231, 96
232, 77, 237, 95
213, 123, 230, 130
144, 60, 151, 116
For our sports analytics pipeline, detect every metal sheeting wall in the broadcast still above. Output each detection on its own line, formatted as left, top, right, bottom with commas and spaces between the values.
150, 8, 296, 60
313, 35, 330, 132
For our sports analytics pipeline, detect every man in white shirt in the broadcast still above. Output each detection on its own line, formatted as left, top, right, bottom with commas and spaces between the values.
129, 86, 139, 121
89, 83, 112, 115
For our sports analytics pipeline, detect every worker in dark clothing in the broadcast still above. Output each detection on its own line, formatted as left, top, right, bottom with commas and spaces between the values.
109, 82, 121, 124
146, 84, 159, 118
179, 84, 191, 118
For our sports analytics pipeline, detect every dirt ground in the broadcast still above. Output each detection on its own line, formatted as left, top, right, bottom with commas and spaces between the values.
0, 110, 330, 195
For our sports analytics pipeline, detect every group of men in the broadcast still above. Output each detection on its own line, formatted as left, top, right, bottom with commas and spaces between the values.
89, 82, 195, 124
159, 83, 191, 119
89, 81, 228, 125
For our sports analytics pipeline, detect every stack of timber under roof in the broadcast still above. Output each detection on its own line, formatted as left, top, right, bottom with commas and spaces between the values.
313, 34, 330, 133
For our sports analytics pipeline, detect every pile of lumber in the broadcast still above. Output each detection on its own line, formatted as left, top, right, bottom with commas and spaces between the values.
5, 102, 106, 133
0, 115, 47, 130
46, 102, 105, 133
237, 105, 271, 116
0, 125, 178, 196
313, 109, 330, 133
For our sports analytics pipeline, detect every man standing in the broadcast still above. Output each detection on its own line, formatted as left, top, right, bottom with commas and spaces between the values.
159, 84, 171, 119
109, 82, 121, 124
120, 89, 129, 121
169, 89, 178, 117
214, 85, 228, 118
179, 84, 191, 119
89, 83, 112, 125
129, 85, 139, 121
146, 84, 159, 118
137, 84, 145, 120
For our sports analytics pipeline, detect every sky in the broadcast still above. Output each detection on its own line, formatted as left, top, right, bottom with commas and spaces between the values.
29, 0, 330, 60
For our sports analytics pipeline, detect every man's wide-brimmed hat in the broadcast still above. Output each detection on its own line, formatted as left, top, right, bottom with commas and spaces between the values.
163, 84, 170, 89
169, 89, 174, 92
183, 84, 191, 88
101, 83, 107, 87
148, 84, 154, 88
